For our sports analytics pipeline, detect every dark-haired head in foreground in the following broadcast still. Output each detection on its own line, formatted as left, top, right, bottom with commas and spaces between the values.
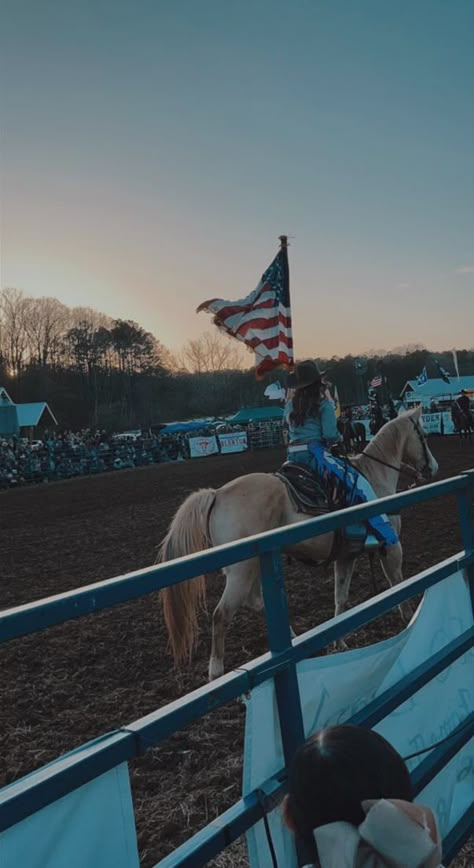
283, 725, 412, 865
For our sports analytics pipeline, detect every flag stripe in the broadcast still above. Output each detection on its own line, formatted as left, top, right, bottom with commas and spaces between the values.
233, 316, 291, 337
207, 295, 275, 319
239, 332, 293, 351
223, 307, 292, 333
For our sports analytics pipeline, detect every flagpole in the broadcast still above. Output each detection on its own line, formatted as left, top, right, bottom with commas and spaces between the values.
275, 235, 294, 403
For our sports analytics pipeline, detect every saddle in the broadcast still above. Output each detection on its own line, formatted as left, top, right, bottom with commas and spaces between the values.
275, 461, 380, 553
275, 461, 328, 515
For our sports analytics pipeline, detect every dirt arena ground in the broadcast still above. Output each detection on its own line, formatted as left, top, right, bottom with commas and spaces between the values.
1, 436, 473, 866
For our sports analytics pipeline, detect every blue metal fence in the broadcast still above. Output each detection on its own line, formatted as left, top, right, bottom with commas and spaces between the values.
0, 470, 473, 866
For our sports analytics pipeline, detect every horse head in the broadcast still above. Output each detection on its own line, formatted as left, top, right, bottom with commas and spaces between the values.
402, 406, 438, 480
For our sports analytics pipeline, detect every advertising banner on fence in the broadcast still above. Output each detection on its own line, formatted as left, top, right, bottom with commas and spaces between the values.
244, 570, 473, 867
218, 432, 248, 454
189, 435, 219, 458
360, 412, 455, 440
421, 412, 454, 435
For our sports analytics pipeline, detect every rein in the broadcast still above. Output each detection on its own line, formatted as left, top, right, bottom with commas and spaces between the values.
358, 418, 430, 483
359, 449, 419, 480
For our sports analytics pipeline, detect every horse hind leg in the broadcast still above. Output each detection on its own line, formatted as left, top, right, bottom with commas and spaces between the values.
334, 555, 357, 617
209, 559, 259, 681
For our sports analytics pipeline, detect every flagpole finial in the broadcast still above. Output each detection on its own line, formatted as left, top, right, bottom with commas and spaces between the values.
279, 235, 288, 248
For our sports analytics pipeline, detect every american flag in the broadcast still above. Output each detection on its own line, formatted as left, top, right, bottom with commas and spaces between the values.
197, 240, 293, 378
370, 375, 383, 388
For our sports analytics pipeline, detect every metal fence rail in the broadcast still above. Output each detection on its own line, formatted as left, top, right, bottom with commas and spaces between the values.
0, 470, 473, 866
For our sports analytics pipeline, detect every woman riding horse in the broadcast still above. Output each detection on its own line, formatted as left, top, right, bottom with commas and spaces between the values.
285, 361, 397, 548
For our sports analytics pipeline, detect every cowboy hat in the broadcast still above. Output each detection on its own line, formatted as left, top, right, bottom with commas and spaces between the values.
289, 359, 327, 390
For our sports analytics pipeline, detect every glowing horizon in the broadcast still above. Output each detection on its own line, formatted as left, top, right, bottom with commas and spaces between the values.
1, 1, 473, 358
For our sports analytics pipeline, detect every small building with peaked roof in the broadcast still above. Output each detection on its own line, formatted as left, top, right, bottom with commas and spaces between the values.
401, 376, 474, 407
0, 387, 57, 438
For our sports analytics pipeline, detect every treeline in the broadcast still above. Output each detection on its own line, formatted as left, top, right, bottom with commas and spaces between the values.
0, 289, 262, 428
325, 348, 474, 407
1, 288, 472, 429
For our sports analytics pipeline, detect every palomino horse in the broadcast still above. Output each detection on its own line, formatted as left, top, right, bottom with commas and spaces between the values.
160, 406, 438, 680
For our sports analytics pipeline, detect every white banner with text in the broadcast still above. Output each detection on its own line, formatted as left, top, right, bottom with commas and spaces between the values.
218, 432, 248, 454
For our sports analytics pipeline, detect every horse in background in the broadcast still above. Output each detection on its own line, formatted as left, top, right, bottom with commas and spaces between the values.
369, 414, 389, 436
451, 402, 474, 440
337, 418, 367, 451
159, 407, 438, 680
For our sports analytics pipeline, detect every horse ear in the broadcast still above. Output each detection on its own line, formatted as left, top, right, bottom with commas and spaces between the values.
411, 404, 422, 418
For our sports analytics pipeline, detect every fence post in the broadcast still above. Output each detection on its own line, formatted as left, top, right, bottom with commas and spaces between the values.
259, 550, 305, 761
457, 470, 474, 614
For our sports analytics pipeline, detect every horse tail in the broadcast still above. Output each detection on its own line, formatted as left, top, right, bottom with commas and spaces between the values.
159, 488, 216, 664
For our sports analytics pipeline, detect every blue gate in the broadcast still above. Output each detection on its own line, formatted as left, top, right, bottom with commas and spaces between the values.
0, 471, 473, 865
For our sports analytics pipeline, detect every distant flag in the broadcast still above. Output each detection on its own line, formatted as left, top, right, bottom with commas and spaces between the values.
333, 385, 342, 418
452, 349, 460, 380
197, 236, 293, 379
370, 375, 383, 388
416, 367, 428, 386
435, 360, 451, 384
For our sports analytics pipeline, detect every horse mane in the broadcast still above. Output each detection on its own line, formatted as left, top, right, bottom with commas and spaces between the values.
365, 412, 407, 455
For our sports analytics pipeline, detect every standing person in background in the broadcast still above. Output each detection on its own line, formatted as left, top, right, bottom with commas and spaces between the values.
457, 390, 471, 415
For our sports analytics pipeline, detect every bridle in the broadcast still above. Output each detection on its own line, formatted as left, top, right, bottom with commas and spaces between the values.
409, 417, 432, 479
359, 417, 431, 483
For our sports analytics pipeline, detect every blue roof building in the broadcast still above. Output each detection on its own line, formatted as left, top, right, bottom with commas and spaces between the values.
401, 375, 474, 406
0, 387, 57, 437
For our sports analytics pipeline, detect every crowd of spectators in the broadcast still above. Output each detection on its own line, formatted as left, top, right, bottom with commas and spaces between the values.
5, 404, 399, 490
0, 419, 283, 489
348, 404, 370, 419
0, 429, 190, 490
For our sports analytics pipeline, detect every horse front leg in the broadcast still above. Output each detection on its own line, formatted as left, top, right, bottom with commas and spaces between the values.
334, 555, 357, 650
380, 542, 413, 624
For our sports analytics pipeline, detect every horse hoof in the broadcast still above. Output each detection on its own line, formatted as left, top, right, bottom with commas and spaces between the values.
333, 639, 349, 653
399, 603, 414, 626
208, 659, 224, 681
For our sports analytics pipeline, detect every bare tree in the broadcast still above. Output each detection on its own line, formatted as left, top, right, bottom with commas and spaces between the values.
174, 330, 250, 373
0, 288, 31, 375
24, 297, 71, 366
69, 306, 113, 331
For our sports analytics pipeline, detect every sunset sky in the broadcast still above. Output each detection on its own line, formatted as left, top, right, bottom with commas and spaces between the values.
1, 0, 473, 357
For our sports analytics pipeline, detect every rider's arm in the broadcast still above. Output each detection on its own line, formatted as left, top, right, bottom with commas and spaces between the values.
320, 399, 342, 445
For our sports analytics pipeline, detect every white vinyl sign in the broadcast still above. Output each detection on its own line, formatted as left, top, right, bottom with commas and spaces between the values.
421, 412, 455, 435
218, 432, 248, 454
189, 435, 219, 458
